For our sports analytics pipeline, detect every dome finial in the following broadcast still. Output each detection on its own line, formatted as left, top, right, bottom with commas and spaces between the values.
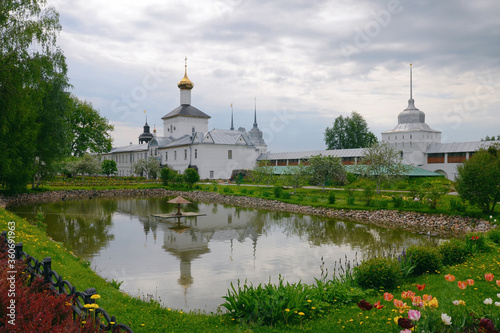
178, 57, 194, 90
410, 63, 413, 100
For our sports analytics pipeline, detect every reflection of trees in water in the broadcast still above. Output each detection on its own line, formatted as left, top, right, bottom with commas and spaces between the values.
12, 199, 117, 259
243, 209, 440, 260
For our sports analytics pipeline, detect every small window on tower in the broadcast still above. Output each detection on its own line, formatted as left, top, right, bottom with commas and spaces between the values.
228, 150, 232, 159
195, 149, 198, 159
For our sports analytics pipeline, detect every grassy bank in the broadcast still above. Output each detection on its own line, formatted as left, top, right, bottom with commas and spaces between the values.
1, 195, 500, 331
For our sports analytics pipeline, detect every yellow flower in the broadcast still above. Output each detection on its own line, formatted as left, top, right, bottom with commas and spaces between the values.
90, 294, 101, 300
110, 322, 115, 325
298, 312, 305, 316
312, 307, 316, 310
307, 300, 312, 303
394, 316, 402, 324
141, 324, 145, 327
285, 309, 290, 312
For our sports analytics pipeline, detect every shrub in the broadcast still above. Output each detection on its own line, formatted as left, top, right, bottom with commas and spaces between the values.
273, 186, 283, 198
160, 167, 176, 186
374, 200, 389, 208
312, 280, 365, 308
449, 197, 467, 212
354, 257, 401, 290
487, 229, 500, 245
282, 192, 291, 199
223, 187, 233, 194
439, 238, 468, 266
407, 246, 442, 276
328, 193, 336, 204
347, 196, 355, 205
183, 167, 200, 188
240, 188, 247, 194
262, 191, 271, 197
392, 195, 404, 208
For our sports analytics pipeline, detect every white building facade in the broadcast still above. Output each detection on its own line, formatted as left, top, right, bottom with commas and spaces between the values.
103, 63, 267, 179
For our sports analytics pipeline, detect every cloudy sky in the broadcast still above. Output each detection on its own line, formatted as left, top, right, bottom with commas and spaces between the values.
49, 0, 500, 152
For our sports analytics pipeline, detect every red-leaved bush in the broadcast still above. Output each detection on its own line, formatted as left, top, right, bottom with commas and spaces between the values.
0, 252, 98, 332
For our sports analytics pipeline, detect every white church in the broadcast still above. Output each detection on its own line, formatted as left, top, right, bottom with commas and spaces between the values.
104, 64, 498, 181
103, 62, 267, 180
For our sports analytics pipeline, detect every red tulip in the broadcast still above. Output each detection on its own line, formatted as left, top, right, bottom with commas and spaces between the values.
383, 292, 394, 301
374, 300, 384, 309
458, 281, 467, 289
467, 279, 474, 286
393, 299, 405, 308
416, 283, 425, 291
445, 274, 455, 282
484, 273, 494, 281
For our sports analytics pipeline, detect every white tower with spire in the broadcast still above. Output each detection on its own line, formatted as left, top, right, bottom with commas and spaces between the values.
381, 65, 441, 166
249, 97, 266, 152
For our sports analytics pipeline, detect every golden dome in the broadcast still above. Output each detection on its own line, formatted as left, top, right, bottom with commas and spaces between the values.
178, 57, 194, 90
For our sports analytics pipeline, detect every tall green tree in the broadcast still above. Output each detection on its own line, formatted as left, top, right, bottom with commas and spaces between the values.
68, 96, 114, 157
309, 155, 346, 191
360, 142, 409, 194
324, 111, 378, 150
456, 145, 500, 213
0, 0, 68, 192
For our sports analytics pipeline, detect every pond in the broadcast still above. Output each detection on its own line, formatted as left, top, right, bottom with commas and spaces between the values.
9, 197, 441, 313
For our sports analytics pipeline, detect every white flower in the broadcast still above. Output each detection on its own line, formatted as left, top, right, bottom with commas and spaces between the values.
452, 300, 460, 305
441, 313, 452, 326
495, 302, 500, 307
484, 298, 493, 305
490, 215, 493, 219
497, 293, 500, 298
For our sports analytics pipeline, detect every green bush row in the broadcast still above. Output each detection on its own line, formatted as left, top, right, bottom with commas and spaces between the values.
353, 230, 498, 290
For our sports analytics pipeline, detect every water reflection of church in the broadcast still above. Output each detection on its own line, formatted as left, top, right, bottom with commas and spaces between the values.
115, 199, 259, 295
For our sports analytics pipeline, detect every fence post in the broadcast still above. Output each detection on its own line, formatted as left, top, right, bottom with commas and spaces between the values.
42, 257, 52, 284
0, 231, 6, 246
82, 287, 97, 304
15, 242, 23, 259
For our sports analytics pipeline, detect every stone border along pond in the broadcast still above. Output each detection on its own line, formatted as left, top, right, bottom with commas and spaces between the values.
0, 188, 495, 238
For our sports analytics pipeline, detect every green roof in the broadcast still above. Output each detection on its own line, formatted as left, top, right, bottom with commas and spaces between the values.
270, 165, 441, 177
